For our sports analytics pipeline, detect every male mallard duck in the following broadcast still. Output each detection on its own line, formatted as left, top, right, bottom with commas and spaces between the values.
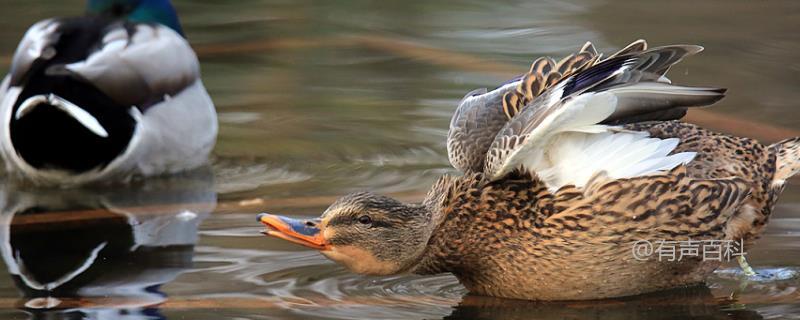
257, 40, 800, 300
0, 0, 217, 186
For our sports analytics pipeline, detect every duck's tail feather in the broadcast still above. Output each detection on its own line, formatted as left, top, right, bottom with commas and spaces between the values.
772, 137, 800, 185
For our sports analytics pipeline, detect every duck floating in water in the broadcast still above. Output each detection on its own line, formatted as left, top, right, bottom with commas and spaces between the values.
258, 40, 800, 300
0, 0, 217, 186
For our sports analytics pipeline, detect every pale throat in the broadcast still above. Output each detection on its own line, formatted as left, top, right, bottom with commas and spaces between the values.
321, 245, 402, 275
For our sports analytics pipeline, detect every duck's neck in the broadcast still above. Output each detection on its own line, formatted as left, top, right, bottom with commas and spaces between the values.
407, 172, 557, 276
407, 174, 478, 275
409, 207, 479, 275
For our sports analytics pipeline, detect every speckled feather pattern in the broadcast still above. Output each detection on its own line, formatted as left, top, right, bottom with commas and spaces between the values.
447, 89, 512, 173
411, 121, 793, 300
626, 121, 786, 242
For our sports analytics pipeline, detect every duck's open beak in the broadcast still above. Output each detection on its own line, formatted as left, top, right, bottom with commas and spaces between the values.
257, 213, 329, 250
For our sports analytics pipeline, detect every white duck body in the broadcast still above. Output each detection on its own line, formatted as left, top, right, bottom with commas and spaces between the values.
0, 17, 217, 186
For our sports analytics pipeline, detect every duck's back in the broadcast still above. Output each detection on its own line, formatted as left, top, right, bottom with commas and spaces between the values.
627, 120, 791, 242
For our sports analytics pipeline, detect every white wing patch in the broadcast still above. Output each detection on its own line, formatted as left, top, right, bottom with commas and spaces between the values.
488, 92, 617, 180
488, 91, 695, 190
535, 131, 695, 190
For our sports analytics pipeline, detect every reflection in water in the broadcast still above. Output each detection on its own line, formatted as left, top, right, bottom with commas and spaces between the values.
446, 287, 763, 320
0, 170, 215, 319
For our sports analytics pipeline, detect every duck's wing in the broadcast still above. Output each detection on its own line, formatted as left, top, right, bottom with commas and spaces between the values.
7, 19, 61, 86
504, 43, 724, 125
483, 44, 726, 187
56, 22, 200, 109
543, 166, 752, 242
447, 42, 602, 173
447, 87, 514, 173
8, 18, 200, 110
447, 40, 719, 174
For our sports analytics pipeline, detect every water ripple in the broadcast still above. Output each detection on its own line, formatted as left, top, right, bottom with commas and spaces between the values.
190, 242, 463, 319
213, 157, 312, 195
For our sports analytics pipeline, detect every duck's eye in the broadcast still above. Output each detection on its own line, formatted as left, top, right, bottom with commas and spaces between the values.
357, 215, 372, 225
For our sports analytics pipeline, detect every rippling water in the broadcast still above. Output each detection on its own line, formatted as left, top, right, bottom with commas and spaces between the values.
0, 0, 799, 319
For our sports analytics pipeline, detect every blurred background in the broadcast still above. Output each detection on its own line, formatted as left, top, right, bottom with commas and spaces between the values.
0, 0, 798, 319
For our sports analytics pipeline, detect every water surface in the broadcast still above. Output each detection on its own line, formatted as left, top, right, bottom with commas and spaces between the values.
0, 0, 798, 319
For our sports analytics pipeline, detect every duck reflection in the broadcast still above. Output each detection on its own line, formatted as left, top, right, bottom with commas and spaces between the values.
0, 169, 215, 319
445, 286, 764, 320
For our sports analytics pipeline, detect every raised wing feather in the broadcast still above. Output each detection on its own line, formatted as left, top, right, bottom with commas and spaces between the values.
448, 42, 603, 173
448, 40, 723, 177
482, 45, 724, 186
484, 102, 696, 190
447, 84, 518, 173
505, 44, 720, 126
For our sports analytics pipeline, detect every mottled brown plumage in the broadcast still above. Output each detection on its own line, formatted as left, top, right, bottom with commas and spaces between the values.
259, 40, 800, 300
502, 42, 602, 120
410, 122, 793, 300
626, 121, 795, 242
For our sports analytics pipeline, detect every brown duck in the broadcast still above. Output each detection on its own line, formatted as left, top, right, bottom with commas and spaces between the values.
257, 40, 800, 300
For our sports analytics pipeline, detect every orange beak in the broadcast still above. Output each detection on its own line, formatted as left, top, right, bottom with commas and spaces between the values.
257, 213, 329, 250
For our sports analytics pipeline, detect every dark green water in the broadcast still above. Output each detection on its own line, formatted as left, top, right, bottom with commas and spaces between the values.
0, 0, 798, 319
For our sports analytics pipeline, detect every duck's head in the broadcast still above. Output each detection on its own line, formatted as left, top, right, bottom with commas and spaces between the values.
87, 0, 183, 35
258, 192, 434, 275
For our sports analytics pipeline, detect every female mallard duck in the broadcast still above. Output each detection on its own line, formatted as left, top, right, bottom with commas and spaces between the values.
257, 40, 800, 300
0, 0, 217, 186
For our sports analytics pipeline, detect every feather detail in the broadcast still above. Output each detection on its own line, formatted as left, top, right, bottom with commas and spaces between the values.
8, 19, 61, 85
484, 40, 720, 187
486, 92, 618, 181
530, 57, 556, 76
601, 82, 726, 124
557, 51, 593, 76
605, 39, 648, 60
453, 39, 721, 181
535, 131, 696, 190
447, 85, 511, 173
580, 41, 598, 56
63, 23, 200, 108
502, 41, 603, 120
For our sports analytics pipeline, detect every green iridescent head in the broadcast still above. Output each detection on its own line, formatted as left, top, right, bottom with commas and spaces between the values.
87, 0, 184, 36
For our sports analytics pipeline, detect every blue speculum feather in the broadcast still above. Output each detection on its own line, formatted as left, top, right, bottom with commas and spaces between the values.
562, 55, 631, 97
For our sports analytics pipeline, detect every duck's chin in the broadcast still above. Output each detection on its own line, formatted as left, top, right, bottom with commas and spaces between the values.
321, 245, 403, 276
